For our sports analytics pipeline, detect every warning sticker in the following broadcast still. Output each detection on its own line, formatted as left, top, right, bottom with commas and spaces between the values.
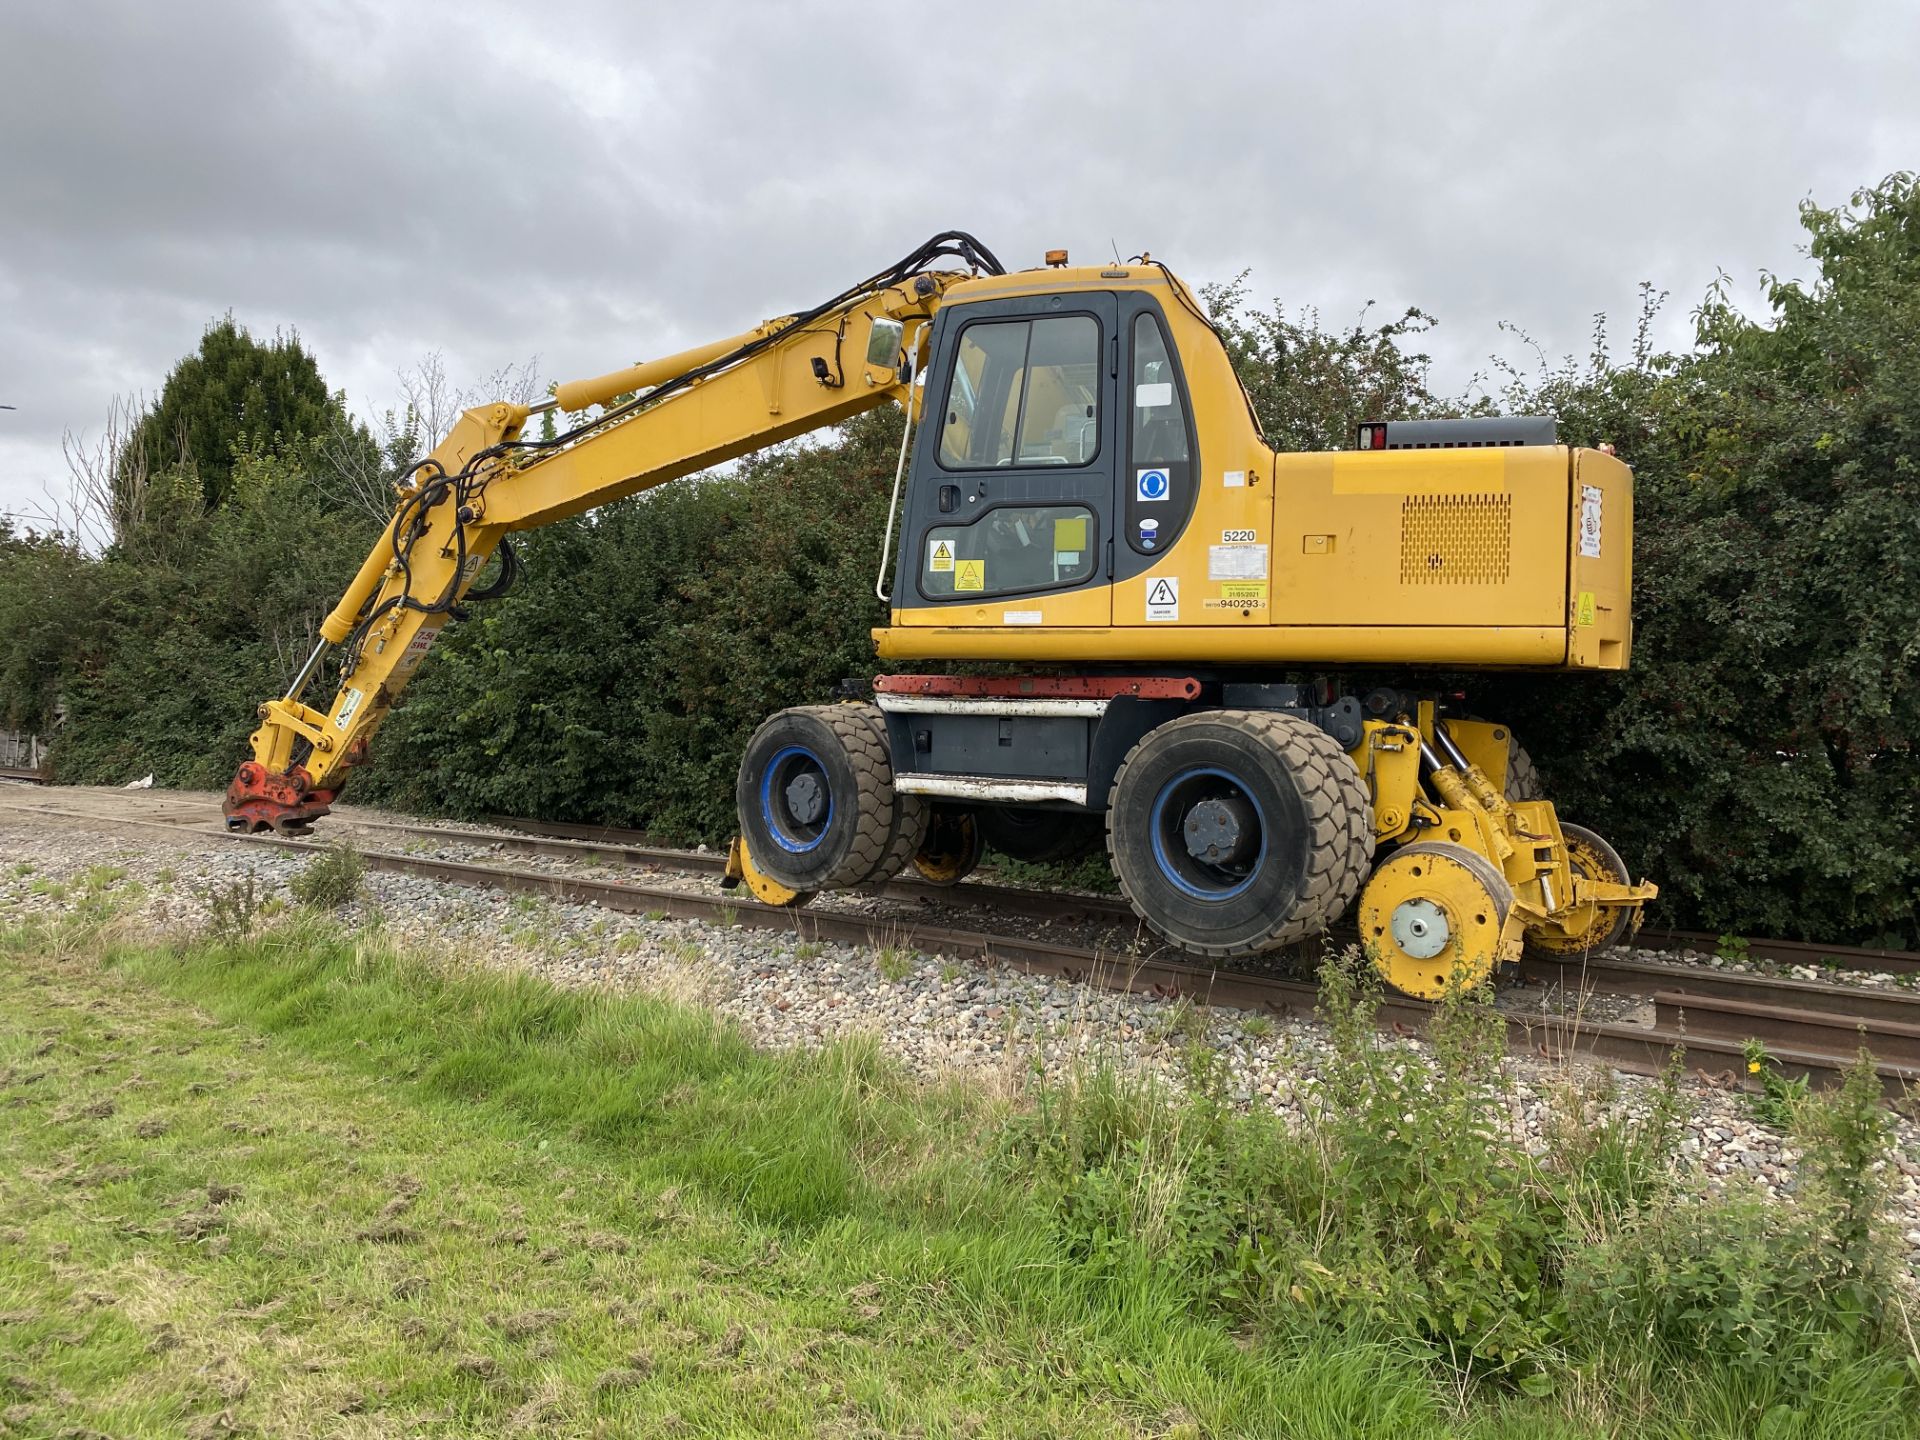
1208, 544, 1268, 580
1205, 581, 1268, 612
1003, 610, 1042, 625
1145, 575, 1179, 622
394, 626, 440, 675
335, 687, 364, 730
1222, 470, 1246, 488
927, 538, 954, 573
1579, 484, 1603, 558
1575, 590, 1597, 627
954, 558, 985, 592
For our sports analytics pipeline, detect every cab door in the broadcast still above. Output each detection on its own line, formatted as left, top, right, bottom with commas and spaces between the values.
895, 292, 1117, 626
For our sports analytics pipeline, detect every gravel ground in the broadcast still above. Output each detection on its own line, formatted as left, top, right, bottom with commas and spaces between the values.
4, 789, 1919, 1276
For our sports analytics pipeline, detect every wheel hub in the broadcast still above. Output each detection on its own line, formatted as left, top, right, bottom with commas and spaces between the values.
1390, 896, 1450, 959
784, 771, 827, 826
1183, 796, 1258, 866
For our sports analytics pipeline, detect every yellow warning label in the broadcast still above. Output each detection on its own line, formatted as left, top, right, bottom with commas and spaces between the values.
928, 539, 954, 573
955, 558, 985, 592
1575, 589, 1597, 627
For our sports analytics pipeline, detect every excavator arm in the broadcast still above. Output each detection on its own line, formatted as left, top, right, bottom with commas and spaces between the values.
224, 235, 999, 833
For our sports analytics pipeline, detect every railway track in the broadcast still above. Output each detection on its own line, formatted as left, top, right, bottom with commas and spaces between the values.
482, 814, 1920, 972
8, 795, 1918, 1097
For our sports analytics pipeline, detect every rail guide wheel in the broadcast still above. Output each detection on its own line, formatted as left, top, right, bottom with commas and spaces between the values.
1106, 710, 1374, 958
911, 807, 983, 885
724, 835, 817, 908
1359, 842, 1520, 999
734, 704, 898, 894
1523, 821, 1640, 957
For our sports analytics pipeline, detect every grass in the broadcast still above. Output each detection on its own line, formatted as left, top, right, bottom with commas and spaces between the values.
1, 902, 1916, 1437
874, 944, 914, 983
5, 915, 1409, 1437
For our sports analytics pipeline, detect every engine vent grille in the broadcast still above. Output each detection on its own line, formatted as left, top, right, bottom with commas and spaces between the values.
1400, 495, 1512, 585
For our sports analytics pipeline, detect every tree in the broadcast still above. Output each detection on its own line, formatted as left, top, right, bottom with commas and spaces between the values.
120, 317, 348, 513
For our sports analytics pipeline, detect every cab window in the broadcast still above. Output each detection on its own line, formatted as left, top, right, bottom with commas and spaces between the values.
1132, 313, 1190, 463
920, 504, 1097, 599
1125, 311, 1196, 554
938, 316, 1100, 470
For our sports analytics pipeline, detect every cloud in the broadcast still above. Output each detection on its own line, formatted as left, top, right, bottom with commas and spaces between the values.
3, 0, 1917, 521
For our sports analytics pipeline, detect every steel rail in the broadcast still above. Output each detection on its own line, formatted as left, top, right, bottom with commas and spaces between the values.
1632, 927, 1920, 976
13, 800, 1917, 1097
1518, 954, 1920, 1028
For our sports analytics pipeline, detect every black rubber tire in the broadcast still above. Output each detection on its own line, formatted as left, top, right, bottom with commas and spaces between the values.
735, 704, 896, 892
976, 806, 1104, 865
1506, 740, 1543, 802
874, 791, 930, 882
1106, 710, 1375, 957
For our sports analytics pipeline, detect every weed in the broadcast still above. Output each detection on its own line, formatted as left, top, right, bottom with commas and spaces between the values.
938, 960, 961, 985
716, 902, 739, 929
1152, 998, 1210, 1048
1716, 932, 1752, 965
1792, 1046, 1892, 1281
641, 909, 667, 922
875, 945, 914, 983
27, 877, 68, 901
1743, 1038, 1811, 1127
793, 941, 824, 963
204, 871, 261, 941
1240, 1014, 1274, 1041
10, 861, 33, 876
289, 844, 366, 909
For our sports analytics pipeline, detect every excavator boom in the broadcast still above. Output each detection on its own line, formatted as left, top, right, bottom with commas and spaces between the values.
224, 234, 1001, 833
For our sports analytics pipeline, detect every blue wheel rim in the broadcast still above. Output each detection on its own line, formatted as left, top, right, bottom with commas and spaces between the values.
1148, 765, 1266, 901
760, 745, 833, 854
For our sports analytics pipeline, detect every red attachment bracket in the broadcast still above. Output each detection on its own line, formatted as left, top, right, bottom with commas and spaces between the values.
873, 674, 1201, 700
222, 760, 340, 835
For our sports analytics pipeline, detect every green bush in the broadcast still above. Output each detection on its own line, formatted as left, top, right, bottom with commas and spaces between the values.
288, 843, 366, 909
354, 411, 912, 840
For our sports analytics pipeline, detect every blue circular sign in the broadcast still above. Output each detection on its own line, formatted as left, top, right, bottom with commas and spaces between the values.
1137, 468, 1170, 501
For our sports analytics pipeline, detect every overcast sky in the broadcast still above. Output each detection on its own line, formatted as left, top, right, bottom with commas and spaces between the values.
3, 0, 1917, 527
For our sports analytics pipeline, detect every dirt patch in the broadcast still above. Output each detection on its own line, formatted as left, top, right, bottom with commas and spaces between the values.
494, 1310, 564, 1341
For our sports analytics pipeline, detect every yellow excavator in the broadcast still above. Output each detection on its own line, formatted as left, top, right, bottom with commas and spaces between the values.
225, 232, 1655, 997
